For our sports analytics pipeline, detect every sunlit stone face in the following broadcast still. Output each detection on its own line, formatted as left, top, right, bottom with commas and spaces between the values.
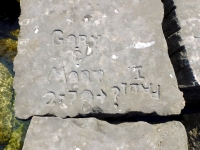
14, 0, 184, 119
22, 117, 188, 150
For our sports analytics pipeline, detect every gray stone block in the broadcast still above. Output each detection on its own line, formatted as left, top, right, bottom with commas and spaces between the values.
14, 0, 184, 119
162, 0, 200, 102
22, 117, 188, 150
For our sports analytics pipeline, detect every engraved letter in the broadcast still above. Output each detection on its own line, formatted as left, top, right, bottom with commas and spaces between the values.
48, 67, 66, 83
67, 34, 76, 50
69, 71, 79, 83
58, 94, 65, 104
52, 30, 63, 45
81, 90, 93, 103
130, 83, 139, 93
112, 87, 120, 102
89, 35, 101, 49
68, 91, 77, 105
150, 83, 161, 99
81, 70, 91, 82
140, 83, 150, 93
133, 66, 144, 80
97, 89, 107, 104
42, 91, 56, 106
121, 83, 127, 94
79, 35, 87, 52
73, 50, 82, 63
92, 70, 104, 82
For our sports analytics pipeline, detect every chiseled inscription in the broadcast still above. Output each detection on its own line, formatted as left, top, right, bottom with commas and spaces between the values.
112, 87, 120, 102
120, 83, 161, 99
48, 67, 67, 83
81, 70, 91, 82
133, 66, 145, 80
44, 68, 106, 109
92, 70, 104, 82
73, 50, 82, 63
68, 91, 77, 105
42, 91, 66, 106
45, 66, 161, 104
69, 71, 79, 83
42, 91, 56, 105
52, 30, 100, 56
97, 89, 107, 104
81, 90, 93, 103
47, 33, 162, 110
48, 69, 103, 84
52, 30, 63, 45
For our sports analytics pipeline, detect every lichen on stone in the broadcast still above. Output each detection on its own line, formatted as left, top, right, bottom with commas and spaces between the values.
0, 26, 30, 149
10, 29, 20, 38
4, 118, 30, 150
0, 62, 14, 144
0, 38, 18, 63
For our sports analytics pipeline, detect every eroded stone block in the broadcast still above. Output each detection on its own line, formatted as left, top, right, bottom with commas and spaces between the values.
22, 117, 188, 150
14, 0, 184, 119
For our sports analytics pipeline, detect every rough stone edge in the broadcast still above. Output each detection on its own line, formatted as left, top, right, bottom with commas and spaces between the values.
22, 117, 188, 150
161, 0, 200, 103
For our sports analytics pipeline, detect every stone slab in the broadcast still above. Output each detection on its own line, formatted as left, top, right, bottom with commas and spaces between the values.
22, 117, 188, 150
14, 0, 184, 119
162, 0, 200, 102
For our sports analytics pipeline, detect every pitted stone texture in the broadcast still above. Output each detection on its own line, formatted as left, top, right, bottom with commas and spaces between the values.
162, 0, 200, 102
14, 0, 184, 119
22, 117, 188, 150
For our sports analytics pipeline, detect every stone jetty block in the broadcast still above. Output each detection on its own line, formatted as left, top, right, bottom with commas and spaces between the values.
14, 0, 184, 119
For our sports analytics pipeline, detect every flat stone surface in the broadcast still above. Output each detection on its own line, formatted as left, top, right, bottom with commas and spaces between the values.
22, 117, 188, 150
14, 0, 184, 119
162, 0, 200, 87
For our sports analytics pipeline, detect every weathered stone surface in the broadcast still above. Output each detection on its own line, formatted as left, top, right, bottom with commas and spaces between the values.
162, 0, 200, 102
14, 0, 184, 119
22, 117, 188, 150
